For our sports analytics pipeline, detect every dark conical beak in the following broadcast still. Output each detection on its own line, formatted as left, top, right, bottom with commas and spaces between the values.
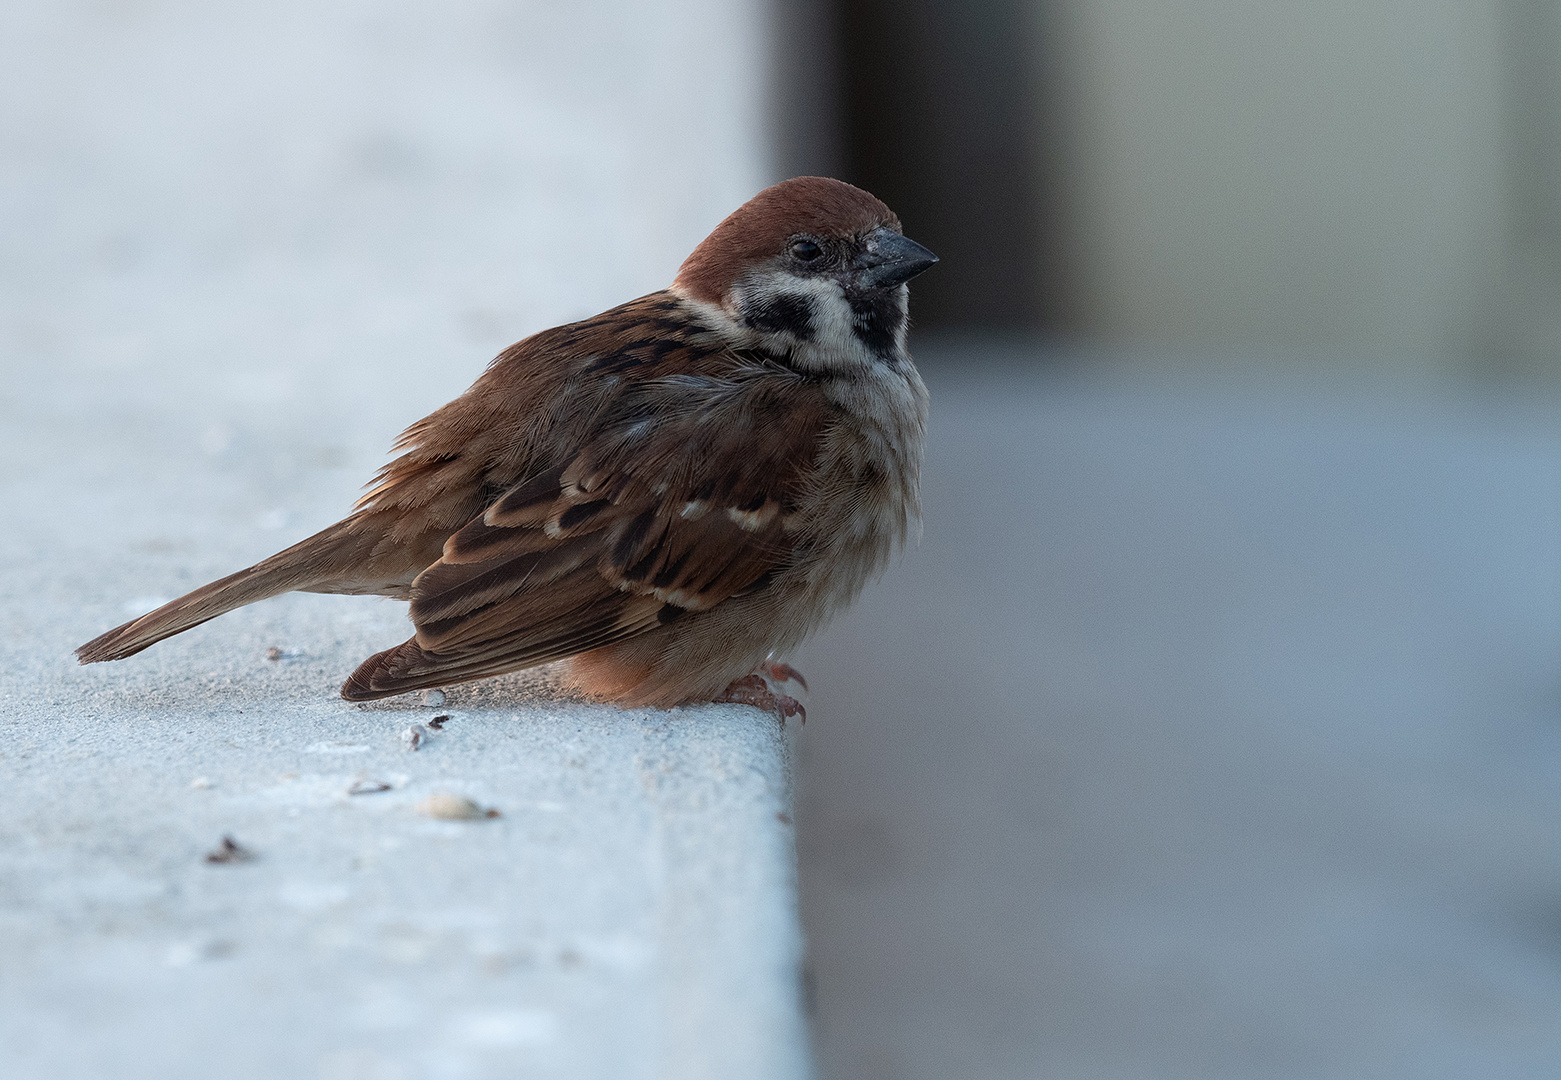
856, 227, 939, 290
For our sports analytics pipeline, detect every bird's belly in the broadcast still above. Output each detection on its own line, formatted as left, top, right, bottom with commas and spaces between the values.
561, 497, 908, 707
567, 409, 922, 707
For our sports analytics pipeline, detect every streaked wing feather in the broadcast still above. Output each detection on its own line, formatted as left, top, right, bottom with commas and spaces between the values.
389, 350, 833, 684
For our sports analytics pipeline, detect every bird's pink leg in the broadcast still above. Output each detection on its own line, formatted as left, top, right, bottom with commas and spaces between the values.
716, 674, 805, 724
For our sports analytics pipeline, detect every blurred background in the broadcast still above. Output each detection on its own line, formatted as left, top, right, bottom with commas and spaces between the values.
8, 0, 1561, 1076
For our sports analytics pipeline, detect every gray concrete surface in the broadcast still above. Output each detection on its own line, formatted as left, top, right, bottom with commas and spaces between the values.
0, 324, 807, 1080
793, 352, 1561, 1080
20, 4, 1561, 1078
1, 6, 809, 1075
0, 673, 803, 1080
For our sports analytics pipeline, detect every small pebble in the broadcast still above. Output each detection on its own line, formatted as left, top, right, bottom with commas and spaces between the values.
416, 794, 500, 821
190, 777, 212, 790
402, 724, 428, 751
421, 689, 446, 707
205, 836, 253, 864
427, 715, 449, 730
265, 646, 283, 662
347, 778, 392, 795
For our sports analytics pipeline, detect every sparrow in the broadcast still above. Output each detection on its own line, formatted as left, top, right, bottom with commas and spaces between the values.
76, 176, 938, 716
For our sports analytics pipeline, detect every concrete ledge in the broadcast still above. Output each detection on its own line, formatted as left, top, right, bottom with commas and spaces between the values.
0, 270, 812, 1077
0, 2, 808, 1074
0, 638, 806, 1079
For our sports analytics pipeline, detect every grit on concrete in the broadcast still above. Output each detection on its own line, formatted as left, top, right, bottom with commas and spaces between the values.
1, 4, 805, 1076
0, 356, 806, 1080
793, 352, 1561, 1080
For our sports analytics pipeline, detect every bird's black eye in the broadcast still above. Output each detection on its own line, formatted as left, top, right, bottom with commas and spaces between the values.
789, 238, 823, 262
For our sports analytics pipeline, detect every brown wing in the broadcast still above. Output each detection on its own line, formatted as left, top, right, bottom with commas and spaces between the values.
340, 356, 835, 700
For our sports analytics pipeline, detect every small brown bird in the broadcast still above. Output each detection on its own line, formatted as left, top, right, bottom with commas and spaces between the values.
77, 177, 937, 716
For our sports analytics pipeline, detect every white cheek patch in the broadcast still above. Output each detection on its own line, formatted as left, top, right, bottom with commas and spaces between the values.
761, 274, 912, 370
677, 275, 911, 375
770, 274, 857, 351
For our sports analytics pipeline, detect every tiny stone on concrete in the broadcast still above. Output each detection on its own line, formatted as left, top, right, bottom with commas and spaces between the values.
417, 794, 500, 821
204, 836, 253, 864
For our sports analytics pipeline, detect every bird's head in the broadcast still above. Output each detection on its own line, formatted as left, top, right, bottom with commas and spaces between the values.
672, 176, 938, 371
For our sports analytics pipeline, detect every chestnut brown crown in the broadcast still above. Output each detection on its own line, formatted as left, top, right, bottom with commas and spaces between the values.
673, 177, 903, 304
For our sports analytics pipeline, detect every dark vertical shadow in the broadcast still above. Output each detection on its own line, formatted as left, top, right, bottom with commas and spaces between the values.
770, 0, 843, 186
824, 0, 1072, 333
767, 4, 1080, 1077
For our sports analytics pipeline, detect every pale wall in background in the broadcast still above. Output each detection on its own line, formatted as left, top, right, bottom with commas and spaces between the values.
0, 0, 773, 417
1048, 0, 1536, 365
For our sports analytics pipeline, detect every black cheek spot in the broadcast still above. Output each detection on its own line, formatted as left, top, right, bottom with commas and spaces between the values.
847, 290, 907, 360
743, 294, 816, 340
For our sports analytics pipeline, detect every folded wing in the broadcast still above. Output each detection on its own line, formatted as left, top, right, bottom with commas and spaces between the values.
341, 363, 831, 700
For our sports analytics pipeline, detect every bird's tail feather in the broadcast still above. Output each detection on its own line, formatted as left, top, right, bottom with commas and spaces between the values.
76, 523, 371, 664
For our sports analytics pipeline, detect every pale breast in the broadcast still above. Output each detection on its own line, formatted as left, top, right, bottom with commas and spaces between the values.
786, 359, 929, 616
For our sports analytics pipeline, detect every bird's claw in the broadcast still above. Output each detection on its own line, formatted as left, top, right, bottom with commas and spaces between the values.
718, 674, 806, 725
759, 661, 808, 692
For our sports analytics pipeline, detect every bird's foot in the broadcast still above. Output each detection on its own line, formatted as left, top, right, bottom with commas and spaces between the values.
717, 674, 805, 725
758, 661, 808, 692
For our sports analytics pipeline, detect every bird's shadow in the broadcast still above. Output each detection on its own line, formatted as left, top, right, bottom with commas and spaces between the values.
349, 666, 586, 712
67, 657, 585, 717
